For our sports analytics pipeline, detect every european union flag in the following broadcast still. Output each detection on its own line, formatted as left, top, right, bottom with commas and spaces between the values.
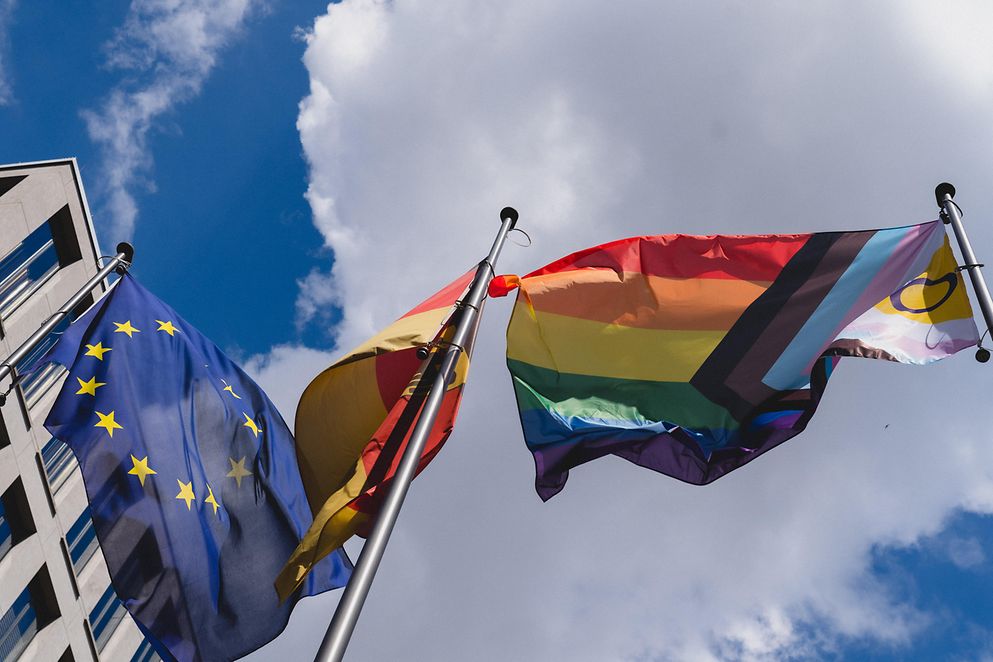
32, 273, 352, 662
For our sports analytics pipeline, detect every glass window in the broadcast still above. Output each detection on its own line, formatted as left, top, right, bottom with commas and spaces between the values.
0, 479, 35, 552
12, 291, 94, 410
89, 585, 126, 652
0, 221, 59, 320
0, 204, 81, 323
0, 587, 37, 661
2, 205, 92, 408
15, 315, 70, 408
66, 509, 98, 571
130, 637, 161, 662
41, 438, 76, 494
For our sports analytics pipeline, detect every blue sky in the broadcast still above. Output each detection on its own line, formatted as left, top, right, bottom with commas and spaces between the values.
3, 0, 334, 354
5, 2, 993, 661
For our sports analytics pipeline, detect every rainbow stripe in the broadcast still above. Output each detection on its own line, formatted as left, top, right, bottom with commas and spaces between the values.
502, 222, 977, 500
277, 271, 473, 599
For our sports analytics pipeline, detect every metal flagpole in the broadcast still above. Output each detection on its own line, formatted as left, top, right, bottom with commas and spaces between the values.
314, 207, 519, 662
0, 242, 134, 402
935, 183, 993, 362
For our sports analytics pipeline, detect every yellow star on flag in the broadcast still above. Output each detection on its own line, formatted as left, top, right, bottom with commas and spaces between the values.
75, 376, 106, 396
176, 480, 196, 509
156, 320, 179, 336
84, 342, 112, 360
127, 455, 157, 486
226, 457, 253, 488
242, 413, 260, 438
204, 484, 220, 516
222, 380, 241, 399
113, 320, 140, 338
94, 410, 123, 437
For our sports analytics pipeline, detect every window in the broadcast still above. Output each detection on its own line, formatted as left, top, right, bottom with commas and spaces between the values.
0, 478, 36, 553
0, 220, 59, 319
16, 315, 70, 408
14, 292, 94, 409
88, 585, 126, 652
41, 438, 76, 494
131, 637, 161, 662
0, 566, 60, 661
0, 587, 36, 661
28, 566, 61, 627
66, 509, 98, 572
0, 204, 81, 322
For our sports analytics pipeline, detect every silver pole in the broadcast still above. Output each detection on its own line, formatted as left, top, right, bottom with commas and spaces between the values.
315, 208, 519, 662
935, 183, 993, 362
0, 242, 134, 393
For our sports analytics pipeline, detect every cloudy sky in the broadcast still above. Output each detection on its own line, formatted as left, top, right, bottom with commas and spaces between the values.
6, 1, 993, 660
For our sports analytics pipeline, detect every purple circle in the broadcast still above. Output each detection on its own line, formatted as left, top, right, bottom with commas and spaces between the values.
889, 273, 957, 314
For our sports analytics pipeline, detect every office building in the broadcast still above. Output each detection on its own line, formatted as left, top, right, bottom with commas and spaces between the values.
0, 159, 157, 660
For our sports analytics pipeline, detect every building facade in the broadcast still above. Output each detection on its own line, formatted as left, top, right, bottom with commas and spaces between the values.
0, 160, 157, 661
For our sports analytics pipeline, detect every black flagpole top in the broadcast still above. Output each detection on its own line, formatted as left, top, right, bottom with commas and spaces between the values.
116, 242, 135, 263
115, 242, 135, 274
500, 207, 519, 229
935, 182, 956, 207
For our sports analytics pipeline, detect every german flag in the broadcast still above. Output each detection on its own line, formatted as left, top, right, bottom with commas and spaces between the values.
277, 271, 474, 599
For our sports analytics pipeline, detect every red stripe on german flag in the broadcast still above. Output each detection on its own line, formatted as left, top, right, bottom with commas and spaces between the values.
277, 271, 474, 600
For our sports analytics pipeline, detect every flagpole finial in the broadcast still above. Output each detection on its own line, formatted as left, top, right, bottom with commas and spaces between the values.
115, 242, 135, 274
935, 182, 956, 207
500, 207, 519, 229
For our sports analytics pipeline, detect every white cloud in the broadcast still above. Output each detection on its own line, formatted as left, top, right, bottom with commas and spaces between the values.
82, 0, 260, 240
241, 342, 338, 427
294, 267, 340, 331
942, 536, 986, 569
0, 0, 16, 106
252, 1, 993, 659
